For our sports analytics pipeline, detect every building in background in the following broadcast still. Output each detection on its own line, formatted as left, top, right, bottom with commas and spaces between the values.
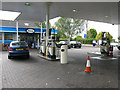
0, 20, 57, 49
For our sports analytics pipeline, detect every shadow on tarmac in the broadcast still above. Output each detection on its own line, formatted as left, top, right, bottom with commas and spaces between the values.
8, 56, 40, 63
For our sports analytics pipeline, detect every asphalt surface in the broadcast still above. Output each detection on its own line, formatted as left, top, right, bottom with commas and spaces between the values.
0, 50, 2, 90
0, 47, 119, 88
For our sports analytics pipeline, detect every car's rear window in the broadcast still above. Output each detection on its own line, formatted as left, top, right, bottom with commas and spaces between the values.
65, 41, 69, 43
77, 42, 81, 44
12, 42, 27, 46
59, 41, 65, 44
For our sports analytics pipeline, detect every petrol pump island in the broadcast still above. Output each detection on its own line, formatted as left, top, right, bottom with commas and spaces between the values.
38, 30, 116, 62
38, 29, 68, 64
88, 32, 117, 60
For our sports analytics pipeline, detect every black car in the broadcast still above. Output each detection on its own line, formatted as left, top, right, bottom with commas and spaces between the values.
57, 41, 71, 49
117, 42, 120, 50
70, 41, 81, 48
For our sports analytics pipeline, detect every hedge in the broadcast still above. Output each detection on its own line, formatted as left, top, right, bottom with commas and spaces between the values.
78, 38, 97, 44
59, 38, 68, 41
59, 38, 97, 44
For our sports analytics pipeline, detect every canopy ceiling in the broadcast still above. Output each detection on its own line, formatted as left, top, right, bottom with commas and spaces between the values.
1, 2, 119, 24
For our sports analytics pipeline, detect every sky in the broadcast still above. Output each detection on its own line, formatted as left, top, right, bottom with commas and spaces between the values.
50, 17, 61, 27
50, 17, 118, 42
88, 21, 118, 41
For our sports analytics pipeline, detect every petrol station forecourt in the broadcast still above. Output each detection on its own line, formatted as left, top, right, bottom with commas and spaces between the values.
0, 1, 119, 89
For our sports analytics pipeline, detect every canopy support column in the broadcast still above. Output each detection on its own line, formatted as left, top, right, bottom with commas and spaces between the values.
16, 21, 19, 41
46, 3, 50, 56
2, 32, 4, 44
41, 22, 43, 40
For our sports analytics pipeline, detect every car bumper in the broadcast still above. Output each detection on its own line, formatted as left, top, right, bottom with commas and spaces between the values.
71, 44, 81, 48
8, 51, 29, 57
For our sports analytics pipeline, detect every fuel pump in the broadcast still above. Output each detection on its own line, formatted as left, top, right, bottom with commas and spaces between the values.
40, 30, 46, 56
47, 40, 56, 59
39, 28, 59, 60
47, 29, 57, 59
100, 32, 113, 56
40, 41, 46, 56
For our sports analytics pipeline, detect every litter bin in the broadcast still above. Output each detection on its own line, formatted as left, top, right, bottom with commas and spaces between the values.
60, 45, 68, 64
93, 43, 96, 47
93, 40, 96, 47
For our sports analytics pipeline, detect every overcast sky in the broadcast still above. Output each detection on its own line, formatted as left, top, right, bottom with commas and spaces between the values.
50, 17, 118, 41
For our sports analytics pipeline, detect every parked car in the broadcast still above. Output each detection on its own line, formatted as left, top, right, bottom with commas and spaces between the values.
8, 41, 30, 59
70, 41, 81, 48
118, 40, 120, 50
110, 42, 120, 50
57, 41, 71, 49
110, 43, 118, 47
117, 44, 120, 50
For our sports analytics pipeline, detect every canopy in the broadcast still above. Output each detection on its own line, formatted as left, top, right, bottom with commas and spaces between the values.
1, 2, 118, 24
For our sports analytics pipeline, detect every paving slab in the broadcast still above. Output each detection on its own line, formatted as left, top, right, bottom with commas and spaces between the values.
1, 47, 119, 89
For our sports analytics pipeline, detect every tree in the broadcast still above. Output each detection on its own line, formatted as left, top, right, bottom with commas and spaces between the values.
87, 28, 97, 38
96, 32, 113, 40
34, 21, 51, 28
118, 36, 120, 40
74, 35, 82, 41
55, 17, 85, 41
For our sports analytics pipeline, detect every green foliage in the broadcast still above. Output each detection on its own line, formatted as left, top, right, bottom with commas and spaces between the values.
87, 28, 97, 38
55, 17, 85, 39
74, 36, 82, 41
75, 36, 82, 39
71, 38, 76, 41
118, 36, 120, 40
78, 38, 97, 44
96, 32, 103, 40
59, 38, 68, 41
96, 32, 113, 40
111, 39, 115, 43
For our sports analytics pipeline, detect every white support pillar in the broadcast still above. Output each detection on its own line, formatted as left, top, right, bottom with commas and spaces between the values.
16, 21, 19, 41
2, 32, 4, 44
41, 22, 42, 40
86, 20, 88, 34
46, 3, 50, 56
37, 34, 39, 49
34, 35, 36, 48
118, 25, 120, 46
118, 25, 120, 37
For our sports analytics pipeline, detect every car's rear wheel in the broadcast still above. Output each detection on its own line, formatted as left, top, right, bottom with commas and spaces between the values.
26, 55, 30, 59
118, 46, 120, 50
8, 56, 11, 59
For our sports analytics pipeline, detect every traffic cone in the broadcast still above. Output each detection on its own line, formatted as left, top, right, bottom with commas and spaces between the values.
85, 56, 92, 72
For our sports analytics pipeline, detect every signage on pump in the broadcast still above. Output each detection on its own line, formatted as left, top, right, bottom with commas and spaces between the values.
26, 29, 35, 33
